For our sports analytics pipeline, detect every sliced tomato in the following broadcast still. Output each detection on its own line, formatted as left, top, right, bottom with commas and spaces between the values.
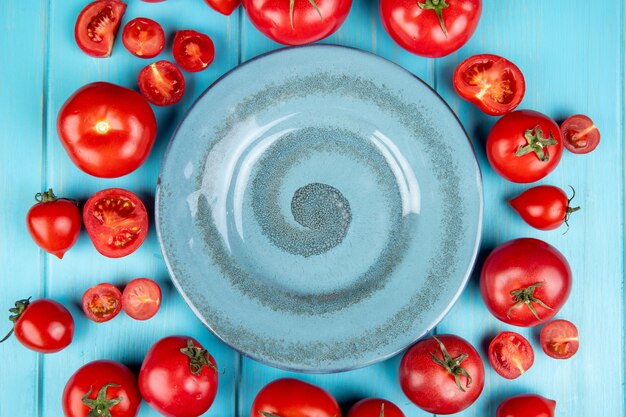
122, 278, 162, 320
122, 17, 165, 58
82, 283, 123, 323
172, 30, 215, 72
453, 54, 525, 116
488, 331, 534, 379
83, 188, 148, 258
138, 61, 186, 106
560, 114, 600, 154
540, 319, 579, 359
74, 0, 127, 58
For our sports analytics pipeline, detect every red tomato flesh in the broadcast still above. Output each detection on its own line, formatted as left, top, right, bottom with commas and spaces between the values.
347, 398, 405, 417
496, 394, 556, 417
74, 0, 127, 58
122, 17, 165, 58
138, 61, 186, 106
540, 319, 579, 359
453, 54, 525, 116
122, 278, 162, 320
82, 283, 123, 323
488, 331, 534, 379
560, 114, 600, 154
173, 30, 215, 72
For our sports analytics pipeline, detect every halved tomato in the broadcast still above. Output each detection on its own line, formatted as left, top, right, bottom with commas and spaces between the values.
82, 283, 123, 323
488, 331, 534, 379
74, 0, 127, 58
540, 319, 579, 359
453, 54, 525, 116
172, 30, 215, 72
138, 61, 186, 106
83, 188, 149, 258
122, 278, 162, 320
560, 114, 600, 154
122, 17, 165, 58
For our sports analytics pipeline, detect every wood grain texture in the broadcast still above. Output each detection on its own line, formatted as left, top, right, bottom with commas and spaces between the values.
0, 0, 623, 416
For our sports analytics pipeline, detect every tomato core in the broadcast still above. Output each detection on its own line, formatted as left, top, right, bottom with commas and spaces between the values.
87, 295, 118, 318
87, 6, 116, 43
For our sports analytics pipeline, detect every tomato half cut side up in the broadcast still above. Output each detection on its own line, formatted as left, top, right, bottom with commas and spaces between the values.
82, 283, 123, 323
138, 60, 186, 106
122, 17, 165, 58
560, 114, 600, 154
453, 54, 525, 116
122, 278, 162, 320
75, 0, 127, 58
488, 331, 534, 379
540, 319, 579, 359
83, 188, 149, 258
172, 30, 215, 72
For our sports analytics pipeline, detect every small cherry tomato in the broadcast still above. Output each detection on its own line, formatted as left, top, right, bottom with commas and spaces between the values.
140, 336, 219, 417
204, 0, 241, 15
172, 30, 215, 72
82, 283, 123, 323
399, 335, 485, 414
487, 110, 564, 183
251, 378, 341, 417
347, 398, 405, 417
560, 114, 600, 154
496, 394, 556, 417
74, 0, 127, 58
509, 185, 580, 231
488, 331, 534, 379
138, 61, 186, 106
122, 17, 165, 58
83, 188, 149, 258
26, 188, 81, 259
63, 360, 142, 417
540, 319, 579, 359
453, 54, 525, 116
0, 298, 74, 353
122, 278, 162, 320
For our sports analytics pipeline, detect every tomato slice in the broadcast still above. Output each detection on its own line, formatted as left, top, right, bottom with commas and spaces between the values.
122, 278, 162, 320
74, 0, 127, 58
172, 30, 215, 72
122, 17, 165, 58
540, 319, 579, 359
83, 188, 148, 258
82, 283, 123, 323
488, 331, 534, 379
453, 54, 525, 116
138, 61, 186, 106
560, 114, 600, 154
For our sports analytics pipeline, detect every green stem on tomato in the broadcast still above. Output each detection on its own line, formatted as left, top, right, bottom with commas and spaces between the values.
418, 0, 449, 37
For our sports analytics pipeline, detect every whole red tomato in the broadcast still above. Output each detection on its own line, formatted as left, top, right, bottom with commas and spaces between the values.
63, 360, 141, 417
1, 298, 74, 353
399, 335, 484, 414
57, 82, 157, 178
487, 110, 563, 183
380, 0, 481, 58
509, 185, 580, 231
205, 0, 241, 15
26, 188, 81, 259
139, 336, 219, 417
496, 394, 556, 417
347, 398, 405, 417
480, 238, 572, 327
251, 378, 341, 417
243, 0, 352, 45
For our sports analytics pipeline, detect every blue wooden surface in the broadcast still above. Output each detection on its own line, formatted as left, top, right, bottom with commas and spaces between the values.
0, 0, 623, 416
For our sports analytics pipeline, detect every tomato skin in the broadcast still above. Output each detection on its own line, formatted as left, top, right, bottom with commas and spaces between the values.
140, 336, 219, 417
122, 17, 165, 58
560, 114, 600, 154
488, 331, 534, 379
347, 399, 405, 417
399, 335, 485, 415
75, 0, 127, 58
138, 61, 186, 106
243, 0, 352, 45
480, 238, 572, 327
26, 190, 81, 259
251, 378, 341, 417
487, 110, 563, 183
63, 360, 142, 417
496, 394, 556, 417
122, 278, 162, 320
204, 0, 241, 15
83, 188, 149, 258
540, 319, 579, 359
380, 0, 481, 58
453, 54, 525, 116
509, 185, 578, 231
172, 30, 215, 72
57, 82, 157, 178
82, 283, 123, 323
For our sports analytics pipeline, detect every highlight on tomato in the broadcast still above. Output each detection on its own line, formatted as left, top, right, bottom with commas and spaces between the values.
453, 54, 525, 116
540, 319, 579, 359
173, 30, 215, 72
57, 82, 157, 178
0, 298, 74, 353
122, 17, 165, 58
75, 0, 127, 58
496, 394, 556, 417
204, 0, 241, 15
347, 398, 405, 417
82, 283, 123, 323
138, 60, 186, 106
122, 278, 162, 320
251, 378, 341, 417
488, 331, 534, 379
509, 185, 580, 231
560, 114, 600, 154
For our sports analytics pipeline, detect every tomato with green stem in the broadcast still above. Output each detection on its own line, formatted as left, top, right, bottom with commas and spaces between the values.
540, 319, 579, 359
347, 399, 405, 417
250, 378, 341, 417
488, 331, 534, 379
509, 185, 580, 231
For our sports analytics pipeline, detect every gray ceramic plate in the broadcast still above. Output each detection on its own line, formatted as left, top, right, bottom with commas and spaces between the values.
156, 45, 482, 373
